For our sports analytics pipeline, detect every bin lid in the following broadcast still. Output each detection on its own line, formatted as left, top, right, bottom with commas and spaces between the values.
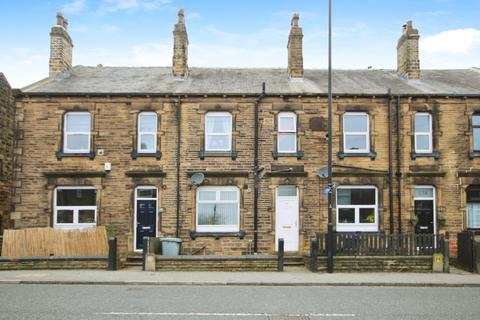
160, 237, 182, 243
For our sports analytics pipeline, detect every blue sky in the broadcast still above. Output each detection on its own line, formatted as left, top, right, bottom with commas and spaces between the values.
1, 0, 479, 88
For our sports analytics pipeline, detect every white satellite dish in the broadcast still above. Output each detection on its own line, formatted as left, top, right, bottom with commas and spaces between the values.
191, 173, 205, 186
317, 167, 329, 179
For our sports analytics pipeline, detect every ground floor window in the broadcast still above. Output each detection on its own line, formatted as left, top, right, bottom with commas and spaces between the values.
336, 186, 378, 232
196, 186, 239, 232
54, 187, 97, 229
467, 186, 480, 229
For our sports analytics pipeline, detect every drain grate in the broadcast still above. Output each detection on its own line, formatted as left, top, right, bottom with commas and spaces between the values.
268, 316, 310, 320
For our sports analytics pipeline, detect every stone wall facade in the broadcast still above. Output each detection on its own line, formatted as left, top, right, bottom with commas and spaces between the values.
10, 93, 480, 256
0, 73, 14, 233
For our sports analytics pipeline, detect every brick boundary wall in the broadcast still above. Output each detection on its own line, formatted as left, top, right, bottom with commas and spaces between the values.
155, 255, 277, 271
0, 256, 108, 270
305, 256, 433, 272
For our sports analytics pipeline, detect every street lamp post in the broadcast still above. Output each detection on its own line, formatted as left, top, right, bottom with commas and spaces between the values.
326, 0, 334, 273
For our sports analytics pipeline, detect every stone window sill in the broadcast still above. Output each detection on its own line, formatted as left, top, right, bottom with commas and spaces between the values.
338, 151, 377, 160
469, 151, 480, 160
190, 231, 246, 240
199, 151, 238, 160
410, 151, 440, 160
272, 151, 304, 160
56, 151, 95, 160
131, 151, 162, 160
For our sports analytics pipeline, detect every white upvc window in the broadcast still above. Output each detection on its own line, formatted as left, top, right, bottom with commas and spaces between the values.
196, 186, 240, 232
137, 112, 158, 153
277, 112, 297, 153
336, 186, 378, 232
414, 113, 433, 153
205, 112, 232, 151
64, 112, 91, 153
472, 115, 480, 151
343, 113, 369, 153
54, 186, 97, 229
466, 186, 480, 229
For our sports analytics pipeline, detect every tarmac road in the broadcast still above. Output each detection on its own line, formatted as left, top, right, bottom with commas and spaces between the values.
0, 284, 479, 320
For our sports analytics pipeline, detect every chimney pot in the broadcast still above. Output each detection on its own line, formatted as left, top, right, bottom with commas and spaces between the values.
178, 8, 185, 23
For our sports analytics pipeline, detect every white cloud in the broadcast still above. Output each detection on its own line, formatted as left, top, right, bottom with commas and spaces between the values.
62, 0, 86, 14
421, 28, 480, 68
101, 0, 170, 12
421, 28, 480, 54
130, 43, 171, 65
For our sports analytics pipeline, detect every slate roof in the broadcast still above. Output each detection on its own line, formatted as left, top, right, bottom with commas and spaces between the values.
22, 66, 480, 96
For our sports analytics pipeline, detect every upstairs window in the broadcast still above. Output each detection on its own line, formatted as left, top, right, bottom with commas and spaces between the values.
467, 186, 480, 229
343, 113, 369, 153
196, 186, 240, 232
472, 115, 480, 152
64, 112, 91, 153
277, 112, 297, 153
138, 112, 158, 153
414, 113, 432, 153
54, 187, 97, 229
205, 112, 232, 151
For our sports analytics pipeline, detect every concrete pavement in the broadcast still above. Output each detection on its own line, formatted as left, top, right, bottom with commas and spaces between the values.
0, 268, 479, 287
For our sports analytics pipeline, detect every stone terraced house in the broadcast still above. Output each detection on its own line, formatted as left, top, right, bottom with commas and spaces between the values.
2, 10, 480, 258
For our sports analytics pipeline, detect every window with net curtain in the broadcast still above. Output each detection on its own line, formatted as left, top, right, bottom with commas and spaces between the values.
196, 186, 239, 232
64, 112, 91, 153
138, 112, 157, 153
467, 186, 480, 229
205, 112, 232, 151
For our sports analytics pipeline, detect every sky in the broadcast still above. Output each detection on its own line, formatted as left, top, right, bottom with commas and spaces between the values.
0, 0, 479, 88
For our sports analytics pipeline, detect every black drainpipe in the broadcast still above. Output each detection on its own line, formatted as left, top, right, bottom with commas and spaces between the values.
175, 97, 182, 238
253, 82, 266, 253
387, 89, 394, 234
396, 96, 402, 233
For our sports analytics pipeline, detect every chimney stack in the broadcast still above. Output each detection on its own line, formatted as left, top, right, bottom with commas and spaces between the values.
287, 13, 304, 79
49, 12, 73, 77
397, 20, 420, 80
172, 9, 189, 78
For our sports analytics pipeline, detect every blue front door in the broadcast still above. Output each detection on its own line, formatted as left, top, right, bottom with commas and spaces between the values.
136, 199, 157, 250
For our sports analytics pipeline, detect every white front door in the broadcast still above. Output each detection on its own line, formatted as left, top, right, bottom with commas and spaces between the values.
275, 186, 299, 252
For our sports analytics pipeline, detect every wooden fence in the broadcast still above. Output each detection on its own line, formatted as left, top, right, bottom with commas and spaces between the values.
1, 227, 108, 257
316, 232, 444, 256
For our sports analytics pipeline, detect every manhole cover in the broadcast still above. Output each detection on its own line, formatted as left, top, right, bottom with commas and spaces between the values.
268, 316, 310, 320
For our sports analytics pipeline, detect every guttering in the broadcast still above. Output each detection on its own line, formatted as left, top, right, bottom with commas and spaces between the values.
387, 89, 394, 234
253, 82, 266, 254
16, 91, 480, 99
175, 97, 182, 238
396, 95, 402, 233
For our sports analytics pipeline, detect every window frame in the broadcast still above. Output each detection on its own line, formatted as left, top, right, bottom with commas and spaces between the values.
137, 112, 158, 154
63, 112, 91, 154
343, 112, 370, 153
336, 185, 378, 232
472, 115, 480, 152
466, 185, 480, 229
53, 186, 97, 229
205, 112, 233, 152
277, 112, 297, 153
414, 113, 433, 153
196, 186, 240, 232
